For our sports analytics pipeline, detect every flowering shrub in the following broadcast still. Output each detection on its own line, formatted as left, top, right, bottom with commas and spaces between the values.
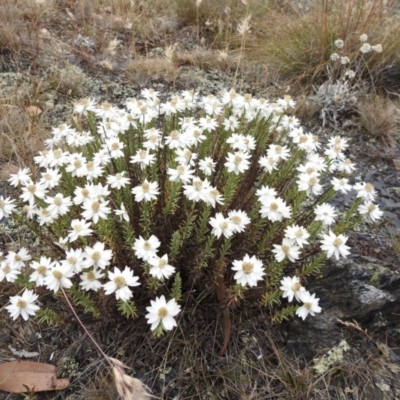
0, 88, 383, 338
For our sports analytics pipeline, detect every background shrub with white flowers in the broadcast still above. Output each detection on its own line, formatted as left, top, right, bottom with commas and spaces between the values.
0, 88, 383, 341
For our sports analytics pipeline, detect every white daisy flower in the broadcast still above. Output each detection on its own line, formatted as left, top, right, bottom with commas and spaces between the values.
131, 180, 159, 203
320, 230, 351, 260
0, 196, 16, 220
267, 144, 290, 161
331, 177, 352, 194
29, 256, 55, 286
148, 254, 175, 280
224, 151, 251, 175
231, 254, 265, 287
183, 177, 211, 203
198, 157, 216, 176
79, 269, 104, 292
44, 262, 74, 293
314, 203, 337, 226
84, 242, 113, 270
8, 167, 31, 187
145, 295, 181, 331
284, 225, 310, 248
81, 199, 111, 223
133, 235, 161, 261
280, 276, 306, 302
272, 239, 301, 262
353, 182, 376, 202
167, 164, 195, 184
107, 172, 130, 189
228, 210, 250, 233
259, 197, 292, 222
0, 261, 20, 283
209, 213, 235, 239
103, 266, 140, 301
68, 219, 93, 242
358, 202, 383, 222
6, 289, 40, 321
130, 149, 156, 170
295, 291, 322, 320
115, 203, 130, 222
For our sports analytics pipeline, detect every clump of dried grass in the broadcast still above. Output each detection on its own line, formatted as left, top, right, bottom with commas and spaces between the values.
247, 0, 400, 90
125, 57, 178, 83
176, 48, 235, 70
356, 95, 400, 146
0, 105, 45, 172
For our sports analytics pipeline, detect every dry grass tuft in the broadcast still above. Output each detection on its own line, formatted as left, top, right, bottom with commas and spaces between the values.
356, 95, 400, 146
0, 105, 46, 170
177, 48, 236, 70
247, 0, 400, 90
125, 57, 178, 83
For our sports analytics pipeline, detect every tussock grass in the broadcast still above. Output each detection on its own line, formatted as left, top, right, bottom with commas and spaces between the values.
248, 0, 400, 90
356, 95, 400, 146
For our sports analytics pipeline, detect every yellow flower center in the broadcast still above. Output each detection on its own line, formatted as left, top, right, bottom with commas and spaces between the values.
53, 149, 62, 158
292, 282, 302, 291
91, 201, 100, 212
141, 182, 150, 192
111, 142, 120, 150
53, 270, 63, 280
54, 197, 63, 206
159, 259, 167, 268
295, 229, 304, 238
139, 149, 147, 159
27, 184, 36, 193
17, 299, 27, 309
158, 307, 168, 318
333, 237, 343, 247
209, 189, 219, 199
2, 264, 11, 274
170, 130, 179, 140
304, 302, 312, 310
37, 266, 47, 275
231, 216, 241, 224
73, 223, 82, 232
87, 271, 96, 281
365, 183, 374, 193
91, 251, 101, 261
309, 177, 317, 186
234, 155, 242, 164
193, 180, 203, 190
219, 221, 229, 230
306, 167, 315, 174
114, 276, 127, 288
86, 162, 94, 171
143, 241, 151, 250
242, 262, 254, 274
270, 202, 278, 211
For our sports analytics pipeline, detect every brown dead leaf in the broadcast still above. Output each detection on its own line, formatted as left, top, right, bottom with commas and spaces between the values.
393, 159, 400, 170
0, 360, 69, 393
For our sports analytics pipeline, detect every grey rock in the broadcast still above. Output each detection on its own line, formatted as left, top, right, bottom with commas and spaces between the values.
280, 255, 400, 360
